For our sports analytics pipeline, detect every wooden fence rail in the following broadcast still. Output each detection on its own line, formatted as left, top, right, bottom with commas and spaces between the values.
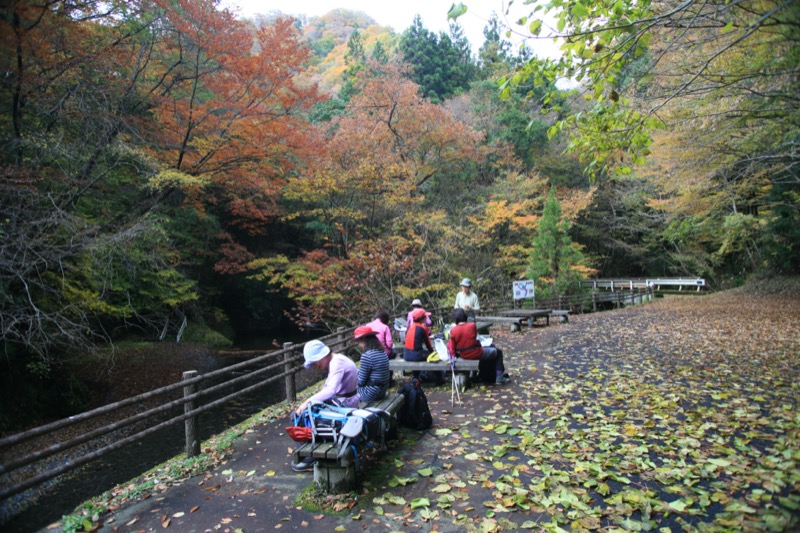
0, 331, 346, 503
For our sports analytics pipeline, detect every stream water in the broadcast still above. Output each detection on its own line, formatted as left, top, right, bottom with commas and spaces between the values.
2, 339, 313, 533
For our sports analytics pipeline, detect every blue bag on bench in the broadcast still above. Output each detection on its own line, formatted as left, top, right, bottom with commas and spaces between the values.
299, 402, 385, 457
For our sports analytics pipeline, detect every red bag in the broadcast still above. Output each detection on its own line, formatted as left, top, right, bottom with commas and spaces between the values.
285, 426, 313, 442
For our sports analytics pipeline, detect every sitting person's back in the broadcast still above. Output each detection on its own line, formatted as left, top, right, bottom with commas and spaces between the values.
447, 309, 509, 385
447, 320, 482, 360
366, 310, 394, 359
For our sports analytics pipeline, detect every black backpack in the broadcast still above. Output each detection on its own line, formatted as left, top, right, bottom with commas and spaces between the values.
397, 378, 433, 430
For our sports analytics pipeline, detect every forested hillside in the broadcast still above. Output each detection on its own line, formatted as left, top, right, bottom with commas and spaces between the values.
1, 0, 797, 430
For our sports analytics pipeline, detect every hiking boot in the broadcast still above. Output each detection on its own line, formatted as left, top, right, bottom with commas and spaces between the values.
290, 458, 316, 472
495, 375, 511, 385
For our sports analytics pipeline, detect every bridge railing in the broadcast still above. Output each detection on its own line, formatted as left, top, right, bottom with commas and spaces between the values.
482, 286, 654, 314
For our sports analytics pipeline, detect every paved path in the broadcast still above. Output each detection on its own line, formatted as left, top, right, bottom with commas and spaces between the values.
54, 291, 800, 532
89, 327, 551, 533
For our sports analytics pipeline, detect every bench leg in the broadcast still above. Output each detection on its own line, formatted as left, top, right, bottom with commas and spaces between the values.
314, 461, 357, 492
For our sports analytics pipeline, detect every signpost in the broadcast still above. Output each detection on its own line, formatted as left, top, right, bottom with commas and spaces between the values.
513, 280, 534, 300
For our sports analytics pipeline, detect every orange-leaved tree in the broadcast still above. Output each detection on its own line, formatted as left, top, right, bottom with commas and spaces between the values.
250, 236, 424, 329
138, 6, 323, 272
0, 0, 323, 359
271, 62, 490, 325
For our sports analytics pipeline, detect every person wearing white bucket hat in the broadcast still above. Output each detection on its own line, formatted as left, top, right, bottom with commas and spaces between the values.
454, 277, 480, 322
290, 339, 360, 472
295, 340, 359, 415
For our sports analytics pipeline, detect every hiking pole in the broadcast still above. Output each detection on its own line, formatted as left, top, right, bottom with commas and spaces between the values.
450, 359, 455, 407
450, 356, 462, 406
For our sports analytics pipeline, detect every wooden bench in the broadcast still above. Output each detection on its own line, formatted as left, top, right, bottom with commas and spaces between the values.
293, 393, 405, 492
549, 310, 571, 323
475, 316, 525, 332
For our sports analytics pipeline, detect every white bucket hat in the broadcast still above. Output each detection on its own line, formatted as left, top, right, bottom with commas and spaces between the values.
303, 340, 330, 368
460, 278, 472, 287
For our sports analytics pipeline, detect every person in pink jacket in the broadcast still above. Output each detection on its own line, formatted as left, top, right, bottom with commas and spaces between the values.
366, 310, 394, 359
406, 299, 432, 331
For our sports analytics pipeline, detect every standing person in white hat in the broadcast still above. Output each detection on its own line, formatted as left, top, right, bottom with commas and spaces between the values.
454, 278, 480, 322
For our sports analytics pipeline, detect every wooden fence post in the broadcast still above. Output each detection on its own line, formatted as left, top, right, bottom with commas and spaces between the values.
592, 292, 597, 313
284, 342, 296, 402
183, 370, 200, 458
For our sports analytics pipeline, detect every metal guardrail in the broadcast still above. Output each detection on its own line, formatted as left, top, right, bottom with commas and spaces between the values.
582, 278, 706, 291
475, 287, 653, 317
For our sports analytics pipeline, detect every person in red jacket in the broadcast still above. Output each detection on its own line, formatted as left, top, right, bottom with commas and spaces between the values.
403, 308, 433, 361
447, 309, 510, 385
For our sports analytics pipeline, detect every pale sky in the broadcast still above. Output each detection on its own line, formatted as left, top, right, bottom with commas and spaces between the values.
222, 0, 561, 58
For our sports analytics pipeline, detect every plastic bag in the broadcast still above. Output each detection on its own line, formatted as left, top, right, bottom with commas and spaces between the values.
433, 338, 450, 361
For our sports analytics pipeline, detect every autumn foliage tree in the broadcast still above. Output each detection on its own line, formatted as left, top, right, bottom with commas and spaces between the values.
454, 0, 800, 280
266, 62, 491, 326
0, 0, 320, 364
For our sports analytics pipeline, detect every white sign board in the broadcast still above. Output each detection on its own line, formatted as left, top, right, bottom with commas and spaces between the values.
513, 280, 535, 300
